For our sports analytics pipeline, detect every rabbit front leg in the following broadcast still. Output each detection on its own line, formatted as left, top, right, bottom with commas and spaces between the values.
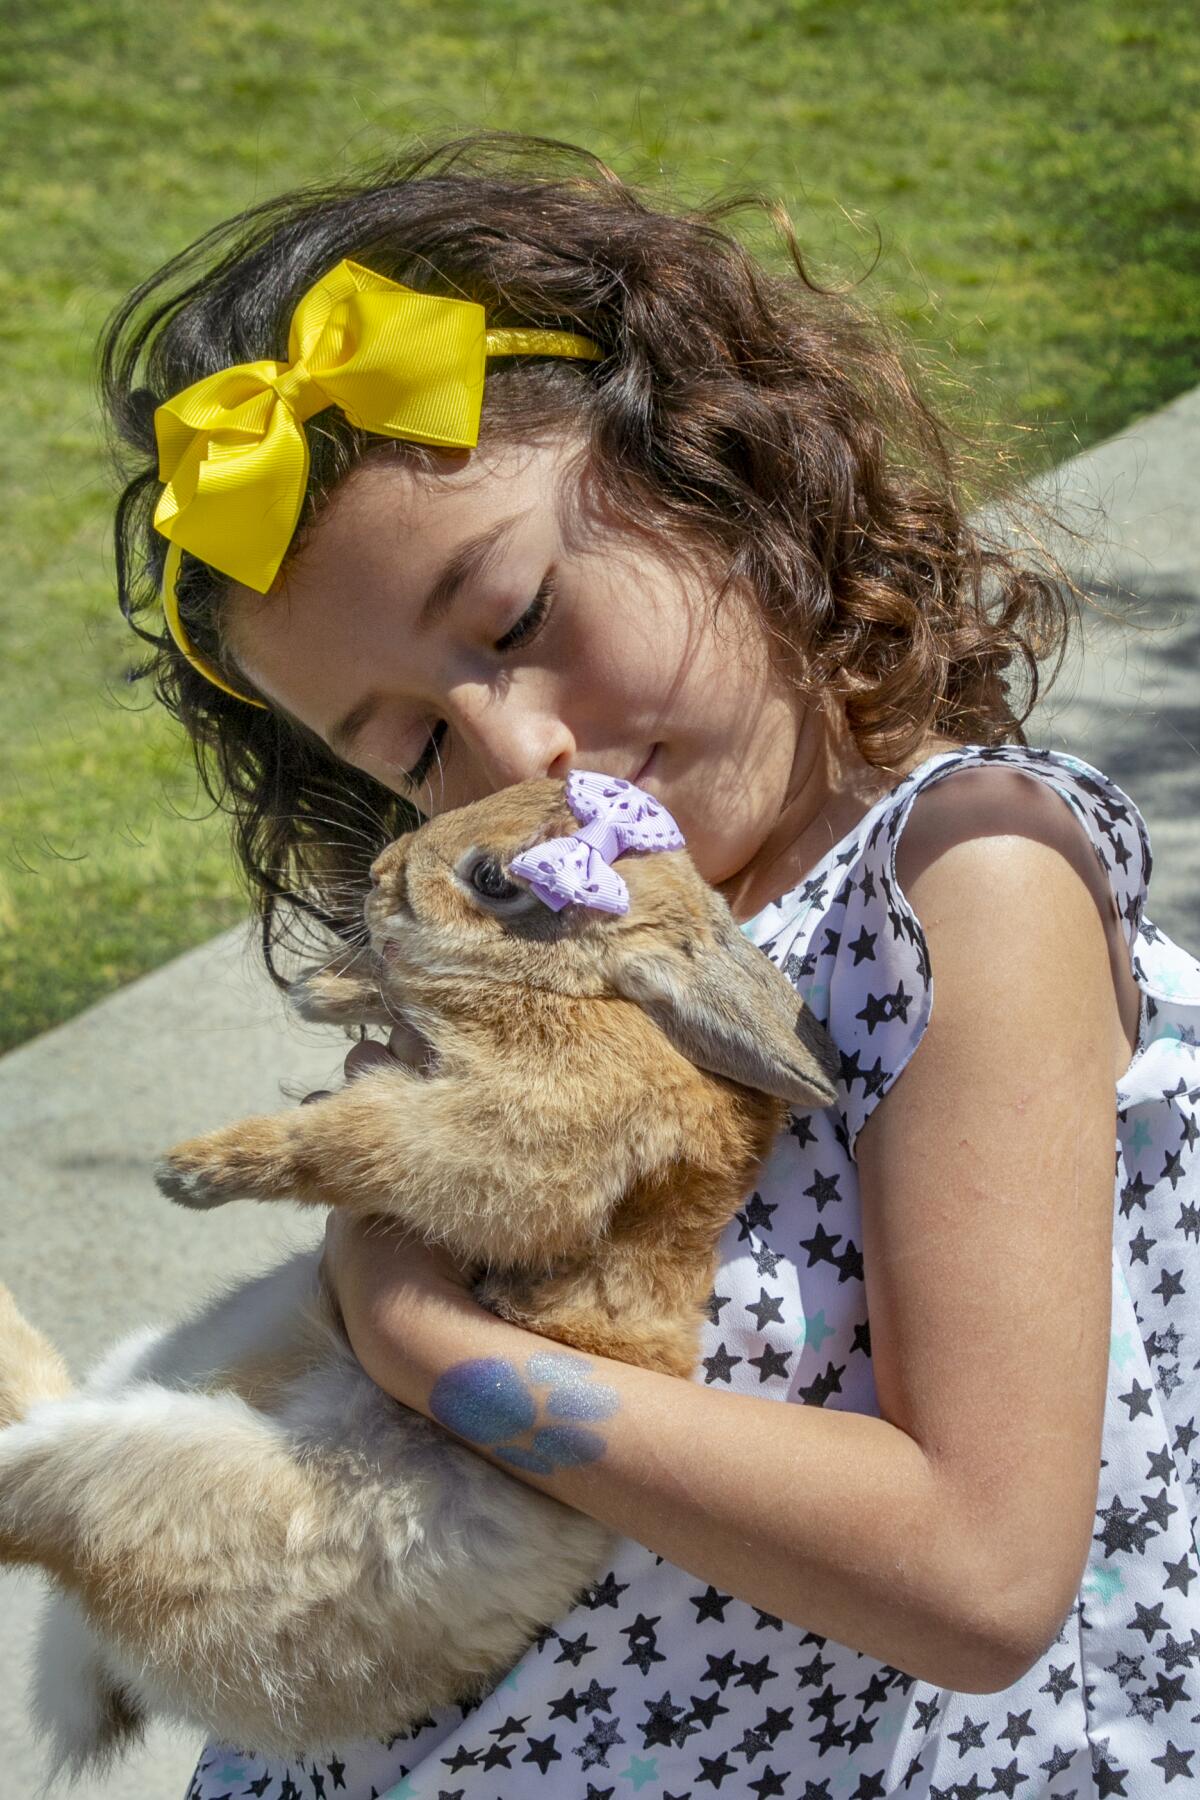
156, 1068, 624, 1266
288, 949, 396, 1029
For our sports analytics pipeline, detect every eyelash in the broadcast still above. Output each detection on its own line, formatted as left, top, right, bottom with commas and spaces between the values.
401, 574, 557, 790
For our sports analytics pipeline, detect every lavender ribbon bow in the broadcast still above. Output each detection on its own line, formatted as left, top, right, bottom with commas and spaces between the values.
509, 770, 685, 915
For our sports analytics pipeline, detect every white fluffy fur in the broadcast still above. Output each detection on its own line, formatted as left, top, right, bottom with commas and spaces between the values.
8, 1252, 609, 1774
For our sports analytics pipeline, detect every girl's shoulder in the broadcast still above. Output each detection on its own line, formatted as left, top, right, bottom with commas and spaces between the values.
746, 743, 1200, 1151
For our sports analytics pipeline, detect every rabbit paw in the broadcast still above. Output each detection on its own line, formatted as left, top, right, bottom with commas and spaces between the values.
154, 1149, 242, 1210
289, 962, 389, 1026
154, 1119, 294, 1211
154, 1155, 232, 1210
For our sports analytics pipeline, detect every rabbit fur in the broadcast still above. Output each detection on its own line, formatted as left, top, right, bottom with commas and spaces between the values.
0, 775, 837, 1778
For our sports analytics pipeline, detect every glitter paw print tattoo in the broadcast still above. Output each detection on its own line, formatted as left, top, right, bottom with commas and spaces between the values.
429, 1351, 619, 1474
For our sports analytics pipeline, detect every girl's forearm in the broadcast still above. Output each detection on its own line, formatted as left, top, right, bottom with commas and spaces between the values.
348, 1281, 1030, 1695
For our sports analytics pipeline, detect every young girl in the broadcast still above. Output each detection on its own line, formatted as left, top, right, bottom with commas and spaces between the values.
100, 133, 1199, 1800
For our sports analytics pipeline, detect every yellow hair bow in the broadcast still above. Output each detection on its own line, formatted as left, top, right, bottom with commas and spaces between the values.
152, 257, 603, 706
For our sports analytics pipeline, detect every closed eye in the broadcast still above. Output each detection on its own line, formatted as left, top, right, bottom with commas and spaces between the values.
401, 574, 556, 791
494, 572, 555, 654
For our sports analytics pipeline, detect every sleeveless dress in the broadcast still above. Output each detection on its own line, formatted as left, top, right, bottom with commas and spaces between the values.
187, 744, 1200, 1800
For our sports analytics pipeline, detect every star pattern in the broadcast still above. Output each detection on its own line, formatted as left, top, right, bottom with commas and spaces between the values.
185, 748, 1200, 1800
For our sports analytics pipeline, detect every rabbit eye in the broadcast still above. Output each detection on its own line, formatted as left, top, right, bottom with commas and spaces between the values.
470, 855, 523, 904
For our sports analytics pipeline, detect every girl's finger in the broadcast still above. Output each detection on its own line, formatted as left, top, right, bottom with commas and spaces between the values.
344, 1039, 398, 1080
387, 1018, 434, 1067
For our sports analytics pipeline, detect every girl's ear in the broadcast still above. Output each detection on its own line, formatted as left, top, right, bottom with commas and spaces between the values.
609, 905, 840, 1108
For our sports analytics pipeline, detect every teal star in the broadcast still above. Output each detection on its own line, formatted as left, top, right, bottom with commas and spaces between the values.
1110, 1328, 1137, 1371
1129, 1118, 1153, 1154
213, 1766, 246, 1784
794, 1308, 835, 1352
618, 1754, 659, 1790
872, 1712, 905, 1751
1152, 1021, 1193, 1049
1082, 1563, 1124, 1606
381, 1778, 418, 1800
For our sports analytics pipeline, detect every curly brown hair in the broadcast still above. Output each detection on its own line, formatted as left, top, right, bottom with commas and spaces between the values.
99, 128, 1077, 978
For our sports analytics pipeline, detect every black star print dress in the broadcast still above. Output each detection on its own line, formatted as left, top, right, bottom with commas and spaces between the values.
188, 744, 1200, 1800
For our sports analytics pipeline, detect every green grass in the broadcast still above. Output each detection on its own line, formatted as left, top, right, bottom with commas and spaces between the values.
2, 0, 1198, 1053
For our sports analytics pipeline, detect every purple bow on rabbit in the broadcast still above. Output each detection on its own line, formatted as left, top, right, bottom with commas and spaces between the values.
509, 770, 685, 914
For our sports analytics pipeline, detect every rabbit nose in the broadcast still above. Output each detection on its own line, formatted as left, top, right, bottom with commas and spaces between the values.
368, 851, 408, 904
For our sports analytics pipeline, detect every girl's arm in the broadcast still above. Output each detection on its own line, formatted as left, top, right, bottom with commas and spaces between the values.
325, 775, 1120, 1696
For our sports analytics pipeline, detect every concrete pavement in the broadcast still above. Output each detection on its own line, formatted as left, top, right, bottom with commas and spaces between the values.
1, 385, 1197, 1797
1024, 383, 1200, 947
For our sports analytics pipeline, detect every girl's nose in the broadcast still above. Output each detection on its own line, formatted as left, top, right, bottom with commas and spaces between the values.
448, 678, 576, 790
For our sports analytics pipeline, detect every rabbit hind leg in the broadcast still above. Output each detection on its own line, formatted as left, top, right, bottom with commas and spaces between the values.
0, 1384, 389, 1752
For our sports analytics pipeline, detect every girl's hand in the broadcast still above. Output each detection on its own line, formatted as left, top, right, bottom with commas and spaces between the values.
321, 1210, 470, 1341
302, 1016, 435, 1103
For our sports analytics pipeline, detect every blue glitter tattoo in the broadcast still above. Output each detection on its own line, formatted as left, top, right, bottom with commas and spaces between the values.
545, 1379, 620, 1421
527, 1351, 592, 1382
428, 1358, 536, 1444
431, 1349, 619, 1471
494, 1445, 559, 1475
528, 1425, 606, 1466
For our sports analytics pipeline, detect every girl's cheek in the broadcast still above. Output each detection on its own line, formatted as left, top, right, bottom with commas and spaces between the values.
342, 745, 401, 792
351, 723, 432, 797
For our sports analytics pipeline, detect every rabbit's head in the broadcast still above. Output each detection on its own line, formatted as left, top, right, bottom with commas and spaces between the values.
366, 777, 838, 1111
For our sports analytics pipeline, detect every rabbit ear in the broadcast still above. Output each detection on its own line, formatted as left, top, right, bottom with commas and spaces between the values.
610, 904, 840, 1108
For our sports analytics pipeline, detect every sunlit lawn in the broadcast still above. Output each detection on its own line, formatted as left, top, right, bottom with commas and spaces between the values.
2, 0, 1197, 1052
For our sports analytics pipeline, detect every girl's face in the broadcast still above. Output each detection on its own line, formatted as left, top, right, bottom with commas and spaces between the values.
223, 434, 823, 908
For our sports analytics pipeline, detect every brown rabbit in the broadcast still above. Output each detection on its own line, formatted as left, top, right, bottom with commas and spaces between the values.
0, 774, 836, 1777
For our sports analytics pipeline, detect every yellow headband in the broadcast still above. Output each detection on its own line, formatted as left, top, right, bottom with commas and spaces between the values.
152, 257, 604, 707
